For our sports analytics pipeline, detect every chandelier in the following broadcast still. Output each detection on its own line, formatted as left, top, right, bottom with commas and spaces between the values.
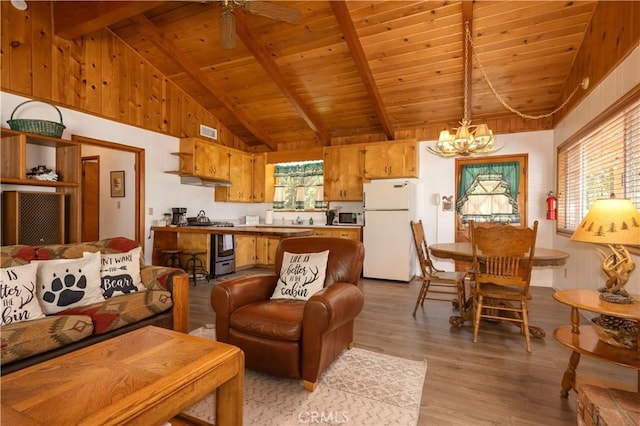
428, 21, 589, 158
428, 22, 497, 158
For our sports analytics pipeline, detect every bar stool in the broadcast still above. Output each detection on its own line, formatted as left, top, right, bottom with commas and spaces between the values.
184, 250, 209, 285
162, 249, 183, 268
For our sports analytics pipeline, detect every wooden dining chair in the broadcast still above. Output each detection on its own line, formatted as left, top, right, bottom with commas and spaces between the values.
470, 220, 538, 352
410, 220, 468, 317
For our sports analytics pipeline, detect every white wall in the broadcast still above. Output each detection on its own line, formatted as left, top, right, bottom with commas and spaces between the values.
418, 130, 557, 287
81, 145, 136, 239
552, 45, 640, 295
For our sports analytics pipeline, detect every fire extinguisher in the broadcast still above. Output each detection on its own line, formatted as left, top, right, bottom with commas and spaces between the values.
546, 191, 557, 220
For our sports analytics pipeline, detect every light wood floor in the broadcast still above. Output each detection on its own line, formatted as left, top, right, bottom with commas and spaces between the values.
187, 269, 636, 425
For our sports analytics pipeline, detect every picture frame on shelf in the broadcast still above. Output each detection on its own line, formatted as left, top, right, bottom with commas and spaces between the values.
110, 170, 125, 197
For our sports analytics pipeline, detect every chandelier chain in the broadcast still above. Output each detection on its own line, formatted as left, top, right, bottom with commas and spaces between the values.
462, 21, 470, 123
465, 24, 584, 120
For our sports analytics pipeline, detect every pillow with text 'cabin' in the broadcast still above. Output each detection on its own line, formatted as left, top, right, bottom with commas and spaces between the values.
271, 250, 329, 301
0, 262, 45, 326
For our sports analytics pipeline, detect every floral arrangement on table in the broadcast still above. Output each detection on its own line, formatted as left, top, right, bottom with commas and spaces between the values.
26, 165, 58, 181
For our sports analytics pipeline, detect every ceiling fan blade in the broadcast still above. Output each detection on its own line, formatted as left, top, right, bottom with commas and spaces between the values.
243, 1, 301, 25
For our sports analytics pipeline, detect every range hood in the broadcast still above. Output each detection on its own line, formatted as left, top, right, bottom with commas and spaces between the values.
180, 175, 232, 188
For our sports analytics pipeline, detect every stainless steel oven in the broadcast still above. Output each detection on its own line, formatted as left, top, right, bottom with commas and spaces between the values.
209, 222, 236, 277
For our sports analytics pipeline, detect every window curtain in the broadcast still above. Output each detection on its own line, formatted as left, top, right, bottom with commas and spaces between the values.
273, 161, 324, 209
456, 161, 520, 223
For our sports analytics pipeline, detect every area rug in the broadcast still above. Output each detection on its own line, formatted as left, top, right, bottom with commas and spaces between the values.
184, 327, 427, 426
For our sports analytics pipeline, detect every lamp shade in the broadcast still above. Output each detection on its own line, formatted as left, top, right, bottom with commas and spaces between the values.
571, 198, 640, 245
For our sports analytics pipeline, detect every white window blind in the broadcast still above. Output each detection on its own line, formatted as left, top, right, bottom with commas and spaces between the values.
557, 96, 640, 233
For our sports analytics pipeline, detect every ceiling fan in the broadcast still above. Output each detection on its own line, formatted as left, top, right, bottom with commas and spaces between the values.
216, 0, 302, 49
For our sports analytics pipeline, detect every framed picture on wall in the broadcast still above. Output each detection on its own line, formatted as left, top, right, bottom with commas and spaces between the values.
110, 170, 125, 197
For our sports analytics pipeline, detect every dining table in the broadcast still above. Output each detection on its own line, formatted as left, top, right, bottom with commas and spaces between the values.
429, 242, 570, 338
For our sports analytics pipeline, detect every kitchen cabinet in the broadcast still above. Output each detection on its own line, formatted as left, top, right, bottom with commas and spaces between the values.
217, 152, 273, 203
255, 235, 279, 266
313, 227, 361, 240
218, 149, 253, 202
235, 235, 256, 269
0, 128, 81, 243
174, 137, 230, 181
252, 153, 273, 202
363, 139, 419, 179
252, 153, 265, 202
323, 144, 365, 201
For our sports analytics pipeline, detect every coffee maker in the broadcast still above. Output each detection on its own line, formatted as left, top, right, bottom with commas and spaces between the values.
325, 209, 337, 225
171, 207, 187, 226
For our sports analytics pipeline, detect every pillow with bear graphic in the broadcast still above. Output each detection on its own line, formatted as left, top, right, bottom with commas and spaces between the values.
0, 262, 45, 326
96, 247, 144, 298
33, 251, 102, 314
271, 250, 329, 301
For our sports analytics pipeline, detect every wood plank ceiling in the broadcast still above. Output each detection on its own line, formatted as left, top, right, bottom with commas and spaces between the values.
52, 1, 598, 151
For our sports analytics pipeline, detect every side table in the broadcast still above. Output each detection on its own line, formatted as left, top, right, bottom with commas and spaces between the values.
553, 289, 640, 397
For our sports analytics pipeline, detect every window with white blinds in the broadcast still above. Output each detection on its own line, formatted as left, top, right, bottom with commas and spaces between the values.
557, 95, 639, 233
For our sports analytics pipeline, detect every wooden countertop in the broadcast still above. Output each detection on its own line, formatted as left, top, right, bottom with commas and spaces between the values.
152, 226, 313, 238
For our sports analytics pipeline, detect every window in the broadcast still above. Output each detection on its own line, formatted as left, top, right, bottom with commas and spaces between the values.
454, 154, 528, 243
557, 94, 639, 234
273, 160, 325, 210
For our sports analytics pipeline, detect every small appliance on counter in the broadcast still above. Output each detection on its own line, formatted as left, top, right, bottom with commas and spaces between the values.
171, 207, 187, 226
245, 215, 259, 226
335, 211, 363, 225
325, 209, 336, 225
187, 210, 214, 226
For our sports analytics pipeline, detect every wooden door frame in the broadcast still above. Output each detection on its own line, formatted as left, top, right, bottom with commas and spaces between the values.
454, 153, 528, 242
72, 135, 145, 245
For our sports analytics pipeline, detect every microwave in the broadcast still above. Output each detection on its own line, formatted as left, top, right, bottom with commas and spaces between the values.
335, 212, 362, 225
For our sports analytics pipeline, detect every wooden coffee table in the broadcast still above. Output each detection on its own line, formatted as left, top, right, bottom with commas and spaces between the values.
0, 326, 243, 425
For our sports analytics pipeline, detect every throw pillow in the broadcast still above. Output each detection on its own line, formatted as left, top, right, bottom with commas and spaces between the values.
97, 247, 144, 298
33, 251, 103, 314
0, 263, 45, 326
271, 250, 329, 301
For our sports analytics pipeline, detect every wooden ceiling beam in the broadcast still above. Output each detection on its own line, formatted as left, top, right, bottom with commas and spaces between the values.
234, 11, 330, 145
129, 14, 278, 151
53, 1, 163, 39
330, 1, 394, 141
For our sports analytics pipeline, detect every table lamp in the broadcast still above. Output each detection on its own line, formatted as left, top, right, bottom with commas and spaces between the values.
571, 198, 640, 304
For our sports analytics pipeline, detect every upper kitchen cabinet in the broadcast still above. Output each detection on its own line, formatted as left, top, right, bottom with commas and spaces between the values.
363, 139, 419, 179
221, 149, 253, 202
216, 151, 272, 203
252, 153, 274, 203
323, 144, 365, 201
177, 137, 230, 181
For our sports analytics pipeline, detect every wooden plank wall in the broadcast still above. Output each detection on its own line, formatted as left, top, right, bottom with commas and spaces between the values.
0, 1, 249, 151
1, 1, 637, 151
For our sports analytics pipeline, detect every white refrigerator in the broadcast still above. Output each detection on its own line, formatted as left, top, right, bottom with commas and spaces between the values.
363, 181, 417, 282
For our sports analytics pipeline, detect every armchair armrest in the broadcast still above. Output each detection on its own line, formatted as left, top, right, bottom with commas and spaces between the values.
140, 265, 189, 333
303, 282, 364, 334
211, 274, 278, 342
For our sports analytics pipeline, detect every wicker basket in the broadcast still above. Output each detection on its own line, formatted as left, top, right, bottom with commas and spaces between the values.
7, 100, 66, 138
591, 318, 638, 349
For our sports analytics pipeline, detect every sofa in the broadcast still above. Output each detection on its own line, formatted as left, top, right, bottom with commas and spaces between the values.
1, 237, 189, 375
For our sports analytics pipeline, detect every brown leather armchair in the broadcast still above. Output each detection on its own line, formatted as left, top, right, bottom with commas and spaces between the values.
211, 236, 365, 392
